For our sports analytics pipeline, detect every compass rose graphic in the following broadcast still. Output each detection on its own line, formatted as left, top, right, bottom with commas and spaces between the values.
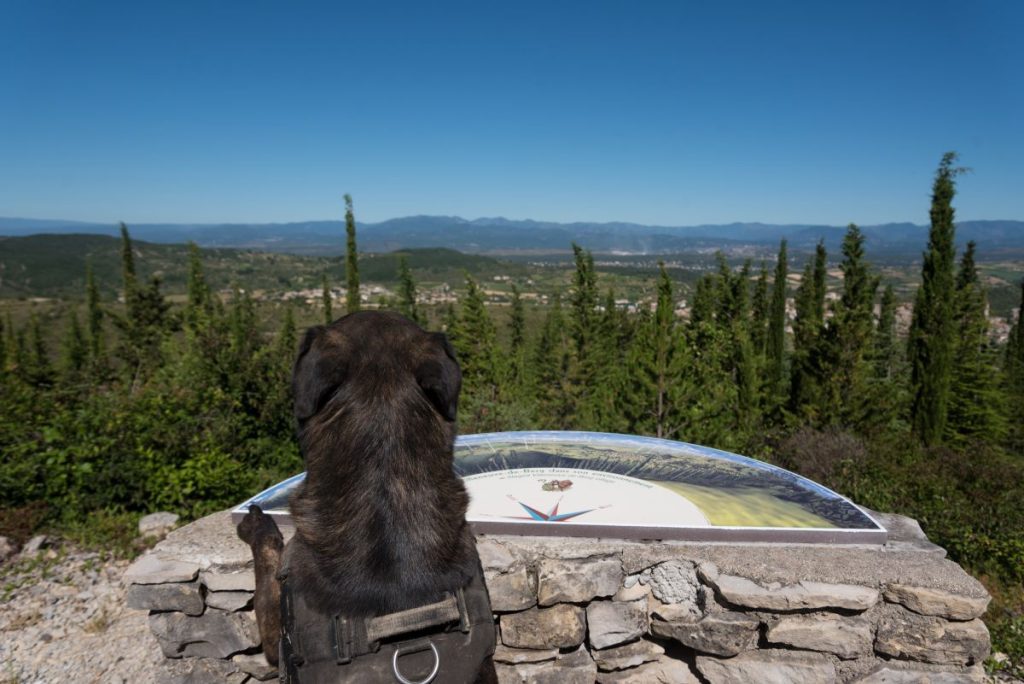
503, 495, 611, 522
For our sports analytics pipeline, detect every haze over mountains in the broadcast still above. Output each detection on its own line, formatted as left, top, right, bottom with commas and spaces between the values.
1, 216, 1022, 256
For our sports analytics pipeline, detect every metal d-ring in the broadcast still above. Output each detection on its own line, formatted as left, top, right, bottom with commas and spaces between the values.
391, 639, 440, 684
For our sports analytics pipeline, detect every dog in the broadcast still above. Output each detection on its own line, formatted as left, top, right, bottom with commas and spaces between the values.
237, 311, 497, 683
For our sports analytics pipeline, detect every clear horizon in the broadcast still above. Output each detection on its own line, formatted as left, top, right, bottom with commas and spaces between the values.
3, 1, 1022, 226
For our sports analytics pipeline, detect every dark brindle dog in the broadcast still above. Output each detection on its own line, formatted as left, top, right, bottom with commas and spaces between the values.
237, 311, 496, 683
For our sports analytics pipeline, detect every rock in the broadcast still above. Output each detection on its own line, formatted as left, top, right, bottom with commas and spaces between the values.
587, 599, 648, 649
709, 573, 879, 612
592, 639, 664, 672
496, 644, 596, 684
766, 612, 873, 659
200, 570, 255, 592
651, 610, 759, 657
500, 604, 586, 650
492, 644, 558, 664
148, 610, 260, 659
883, 584, 989, 621
485, 566, 537, 612
126, 581, 204, 616
697, 649, 838, 684
0, 535, 16, 562
537, 557, 622, 606
232, 652, 278, 680
613, 581, 649, 602
139, 512, 180, 539
477, 539, 518, 571
643, 560, 700, 605
852, 664, 987, 683
23, 535, 48, 554
124, 554, 200, 585
596, 658, 699, 683
875, 606, 990, 666
205, 591, 253, 612
156, 657, 243, 684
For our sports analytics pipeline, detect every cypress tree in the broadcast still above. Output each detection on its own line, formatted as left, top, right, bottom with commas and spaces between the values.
453, 275, 498, 389
27, 314, 53, 386
120, 221, 138, 309
908, 152, 964, 445
85, 261, 105, 366
874, 285, 897, 381
765, 240, 789, 407
61, 308, 88, 377
1006, 279, 1024, 449
321, 275, 333, 325
689, 275, 716, 327
789, 242, 828, 419
397, 256, 422, 325
751, 262, 769, 355
946, 242, 1006, 443
569, 243, 598, 356
186, 242, 210, 319
344, 194, 360, 313
509, 284, 526, 353
0, 315, 6, 375
533, 294, 572, 429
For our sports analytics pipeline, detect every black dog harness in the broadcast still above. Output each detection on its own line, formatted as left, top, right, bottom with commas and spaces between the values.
277, 551, 495, 683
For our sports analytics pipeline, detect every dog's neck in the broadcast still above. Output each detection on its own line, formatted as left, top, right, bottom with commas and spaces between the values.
287, 409, 474, 616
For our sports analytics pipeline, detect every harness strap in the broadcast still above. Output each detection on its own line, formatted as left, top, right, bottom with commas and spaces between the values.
365, 592, 462, 643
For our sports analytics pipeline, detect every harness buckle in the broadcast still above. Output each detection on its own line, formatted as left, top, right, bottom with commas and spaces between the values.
331, 614, 352, 664
391, 638, 440, 684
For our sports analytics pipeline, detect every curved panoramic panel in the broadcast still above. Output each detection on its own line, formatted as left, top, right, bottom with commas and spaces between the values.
232, 431, 887, 544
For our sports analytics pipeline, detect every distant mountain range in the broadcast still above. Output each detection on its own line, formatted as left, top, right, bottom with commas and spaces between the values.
2, 216, 1022, 256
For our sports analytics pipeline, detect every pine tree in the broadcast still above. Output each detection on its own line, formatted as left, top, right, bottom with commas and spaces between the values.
818, 224, 878, 425
908, 152, 964, 445
569, 243, 598, 356
946, 242, 1006, 443
451, 276, 502, 431
689, 275, 716, 327
578, 288, 628, 432
186, 242, 210, 322
532, 294, 572, 429
0, 315, 6, 376
26, 314, 53, 386
765, 240, 789, 407
509, 284, 526, 353
397, 256, 422, 325
344, 194, 360, 313
120, 221, 138, 310
321, 275, 333, 325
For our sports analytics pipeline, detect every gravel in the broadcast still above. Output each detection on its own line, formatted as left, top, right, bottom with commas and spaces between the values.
0, 542, 163, 683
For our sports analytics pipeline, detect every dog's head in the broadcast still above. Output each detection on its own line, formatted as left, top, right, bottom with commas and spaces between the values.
292, 311, 461, 441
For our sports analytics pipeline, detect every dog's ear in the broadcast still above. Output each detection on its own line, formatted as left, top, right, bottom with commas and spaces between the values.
292, 325, 346, 423
416, 333, 461, 422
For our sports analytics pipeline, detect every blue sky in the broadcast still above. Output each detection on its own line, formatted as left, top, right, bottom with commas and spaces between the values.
2, 1, 1021, 226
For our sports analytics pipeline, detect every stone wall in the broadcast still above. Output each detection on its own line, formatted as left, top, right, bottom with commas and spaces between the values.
124, 509, 992, 683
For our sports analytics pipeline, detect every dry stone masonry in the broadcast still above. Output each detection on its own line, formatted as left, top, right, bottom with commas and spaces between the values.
124, 509, 992, 683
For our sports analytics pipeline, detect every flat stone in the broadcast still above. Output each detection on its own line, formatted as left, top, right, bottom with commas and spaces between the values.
852, 664, 987, 683
766, 612, 873, 659
149, 609, 260, 659
124, 553, 200, 585
492, 644, 558, 664
156, 657, 242, 684
537, 557, 623, 606
200, 570, 256, 592
613, 581, 650, 602
23, 535, 48, 554
652, 610, 759, 657
593, 639, 664, 672
884, 584, 990, 621
500, 604, 586, 650
232, 652, 278, 681
697, 649, 838, 684
496, 644, 596, 684
477, 538, 518, 571
205, 590, 253, 612
139, 512, 180, 538
710, 573, 879, 612
596, 658, 699, 683
587, 599, 648, 649
156, 510, 261, 571
485, 566, 536, 612
126, 580, 204, 616
642, 560, 700, 605
875, 605, 990, 666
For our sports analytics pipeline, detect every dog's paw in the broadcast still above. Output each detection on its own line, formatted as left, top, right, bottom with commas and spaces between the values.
236, 505, 282, 547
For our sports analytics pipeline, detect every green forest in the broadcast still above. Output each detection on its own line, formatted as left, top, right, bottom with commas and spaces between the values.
1, 154, 1023, 675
